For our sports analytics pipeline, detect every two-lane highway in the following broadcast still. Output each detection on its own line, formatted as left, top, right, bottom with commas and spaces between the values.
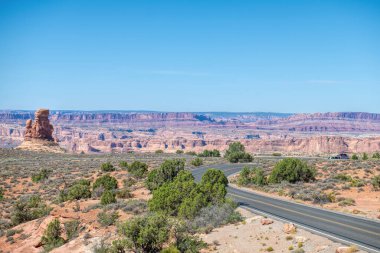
191, 164, 380, 253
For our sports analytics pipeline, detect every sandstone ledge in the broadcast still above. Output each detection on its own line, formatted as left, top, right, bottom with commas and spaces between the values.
17, 140, 66, 153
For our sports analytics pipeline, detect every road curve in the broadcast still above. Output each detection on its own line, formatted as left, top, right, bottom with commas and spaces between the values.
191, 164, 380, 253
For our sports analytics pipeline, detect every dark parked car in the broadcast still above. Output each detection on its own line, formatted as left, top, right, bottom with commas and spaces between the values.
329, 153, 349, 160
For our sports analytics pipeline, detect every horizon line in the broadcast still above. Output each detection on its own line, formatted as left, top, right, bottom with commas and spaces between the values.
0, 109, 380, 115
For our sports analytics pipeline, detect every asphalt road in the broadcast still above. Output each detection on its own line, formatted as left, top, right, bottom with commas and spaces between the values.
191, 164, 380, 253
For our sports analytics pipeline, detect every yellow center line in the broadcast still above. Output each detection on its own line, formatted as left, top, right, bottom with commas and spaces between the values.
227, 192, 380, 237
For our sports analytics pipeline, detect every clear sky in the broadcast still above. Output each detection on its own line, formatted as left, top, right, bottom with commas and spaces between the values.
0, 0, 379, 113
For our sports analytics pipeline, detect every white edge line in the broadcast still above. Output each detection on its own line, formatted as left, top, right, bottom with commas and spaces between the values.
227, 171, 380, 224
239, 205, 380, 253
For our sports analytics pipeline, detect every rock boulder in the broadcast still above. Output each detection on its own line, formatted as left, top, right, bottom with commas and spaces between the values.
261, 218, 274, 225
283, 223, 297, 234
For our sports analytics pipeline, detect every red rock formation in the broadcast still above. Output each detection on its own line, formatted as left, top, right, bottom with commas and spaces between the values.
24, 109, 54, 141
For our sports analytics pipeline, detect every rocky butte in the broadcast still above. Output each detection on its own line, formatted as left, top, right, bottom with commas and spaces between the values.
24, 109, 54, 141
17, 109, 65, 153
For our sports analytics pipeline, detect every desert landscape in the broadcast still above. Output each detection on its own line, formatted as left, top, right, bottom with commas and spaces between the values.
0, 109, 379, 253
0, 149, 374, 253
1, 1, 380, 252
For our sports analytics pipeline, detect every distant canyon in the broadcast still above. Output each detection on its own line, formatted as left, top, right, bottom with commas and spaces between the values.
1, 111, 380, 155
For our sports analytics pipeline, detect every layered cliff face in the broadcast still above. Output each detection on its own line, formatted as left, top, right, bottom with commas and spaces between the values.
0, 111, 215, 126
253, 112, 380, 132
1, 111, 380, 131
1, 111, 380, 154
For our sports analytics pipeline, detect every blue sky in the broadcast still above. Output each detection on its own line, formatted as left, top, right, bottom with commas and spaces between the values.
0, 0, 379, 112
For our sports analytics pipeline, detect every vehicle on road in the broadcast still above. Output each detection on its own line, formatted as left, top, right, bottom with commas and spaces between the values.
328, 153, 349, 160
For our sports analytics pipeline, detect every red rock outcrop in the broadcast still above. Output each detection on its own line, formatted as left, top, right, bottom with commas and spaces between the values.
15, 109, 65, 153
24, 109, 54, 141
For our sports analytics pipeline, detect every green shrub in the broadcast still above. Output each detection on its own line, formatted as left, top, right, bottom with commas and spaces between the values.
185, 151, 197, 156
334, 173, 352, 182
146, 170, 159, 191
41, 218, 65, 252
74, 179, 91, 186
224, 142, 253, 163
149, 171, 196, 216
179, 169, 229, 219
362, 153, 369, 160
175, 234, 207, 253
101, 162, 115, 172
115, 213, 170, 253
238, 167, 251, 185
128, 161, 148, 178
251, 168, 266, 186
6, 229, 18, 237
338, 198, 356, 206
93, 175, 118, 191
149, 169, 229, 220
350, 178, 365, 187
268, 158, 316, 184
238, 167, 266, 186
198, 149, 221, 157
31, 169, 51, 183
64, 220, 80, 240
178, 190, 208, 219
351, 154, 359, 160
272, 153, 282, 157
199, 169, 228, 204
58, 179, 91, 201
145, 159, 185, 191
67, 184, 91, 200
225, 142, 245, 155
191, 157, 203, 167
155, 149, 164, 154
97, 211, 119, 226
176, 150, 184, 154
227, 152, 253, 163
119, 161, 128, 168
371, 175, 380, 190
0, 187, 4, 200
101, 190, 117, 205
373, 152, 380, 159
11, 195, 51, 225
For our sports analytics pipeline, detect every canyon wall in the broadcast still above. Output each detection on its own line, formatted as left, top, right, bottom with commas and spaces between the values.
1, 111, 380, 155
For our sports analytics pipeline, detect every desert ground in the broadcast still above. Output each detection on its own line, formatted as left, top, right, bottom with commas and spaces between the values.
0, 149, 375, 252
201, 208, 365, 253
